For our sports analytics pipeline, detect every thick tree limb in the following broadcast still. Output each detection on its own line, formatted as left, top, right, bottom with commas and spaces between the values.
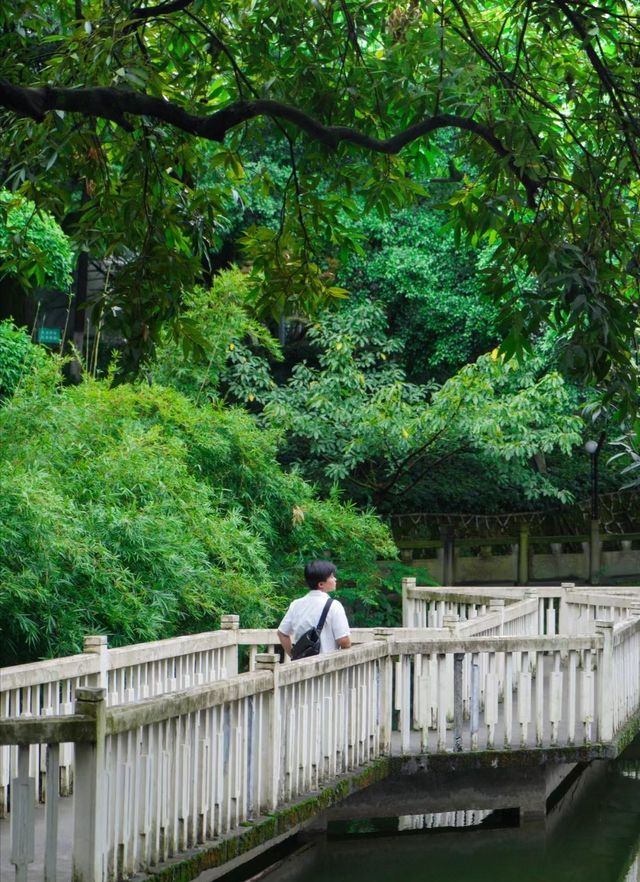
130, 0, 194, 21
0, 79, 541, 205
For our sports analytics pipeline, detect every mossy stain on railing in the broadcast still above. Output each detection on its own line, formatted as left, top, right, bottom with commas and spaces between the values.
136, 757, 394, 882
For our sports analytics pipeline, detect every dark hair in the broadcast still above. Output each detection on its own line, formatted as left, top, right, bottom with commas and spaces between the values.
304, 559, 336, 590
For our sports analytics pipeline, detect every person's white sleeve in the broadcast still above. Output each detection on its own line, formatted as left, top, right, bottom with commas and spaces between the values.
330, 602, 350, 640
278, 603, 294, 636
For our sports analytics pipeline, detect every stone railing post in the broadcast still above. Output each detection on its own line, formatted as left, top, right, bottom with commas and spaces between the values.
374, 630, 394, 754
83, 636, 108, 690
526, 587, 547, 637
72, 687, 106, 882
443, 613, 459, 634
595, 620, 614, 742
518, 523, 529, 585
558, 584, 574, 636
440, 526, 455, 586
255, 653, 280, 813
453, 652, 464, 752
401, 577, 417, 628
443, 615, 458, 723
489, 599, 505, 636
220, 615, 240, 676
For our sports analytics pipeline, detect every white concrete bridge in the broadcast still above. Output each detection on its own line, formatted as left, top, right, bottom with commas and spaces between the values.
1, 582, 640, 882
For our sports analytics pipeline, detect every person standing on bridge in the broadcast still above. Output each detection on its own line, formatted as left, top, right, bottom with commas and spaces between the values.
277, 560, 351, 658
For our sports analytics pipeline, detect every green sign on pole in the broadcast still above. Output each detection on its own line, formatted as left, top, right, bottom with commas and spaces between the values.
37, 327, 62, 345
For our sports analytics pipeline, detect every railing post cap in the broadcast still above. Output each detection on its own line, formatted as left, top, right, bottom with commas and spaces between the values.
560, 582, 576, 589
374, 628, 393, 640
75, 686, 106, 702
401, 577, 417, 587
489, 598, 505, 607
220, 615, 240, 630
594, 619, 614, 629
83, 635, 108, 651
443, 613, 459, 631
255, 652, 279, 669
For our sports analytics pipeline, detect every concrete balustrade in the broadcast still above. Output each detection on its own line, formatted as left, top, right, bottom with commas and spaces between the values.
0, 630, 238, 819
1, 585, 640, 882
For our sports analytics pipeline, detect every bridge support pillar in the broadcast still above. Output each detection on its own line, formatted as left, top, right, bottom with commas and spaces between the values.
72, 687, 106, 882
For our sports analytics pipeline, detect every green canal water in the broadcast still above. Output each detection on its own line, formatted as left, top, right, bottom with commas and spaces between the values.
266, 756, 640, 882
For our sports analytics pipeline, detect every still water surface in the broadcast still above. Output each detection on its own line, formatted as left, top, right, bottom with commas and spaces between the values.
270, 758, 640, 882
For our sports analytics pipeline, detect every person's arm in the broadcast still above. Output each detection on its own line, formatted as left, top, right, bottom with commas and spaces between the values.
331, 602, 351, 650
278, 630, 293, 657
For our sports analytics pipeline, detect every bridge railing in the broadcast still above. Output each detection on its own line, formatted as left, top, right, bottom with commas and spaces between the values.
3, 583, 637, 816
391, 632, 605, 754
0, 627, 238, 815
1, 642, 390, 882
2, 588, 640, 882
612, 615, 640, 737
402, 579, 640, 637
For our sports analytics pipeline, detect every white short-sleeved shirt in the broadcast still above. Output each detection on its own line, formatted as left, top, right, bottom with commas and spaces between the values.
278, 590, 350, 655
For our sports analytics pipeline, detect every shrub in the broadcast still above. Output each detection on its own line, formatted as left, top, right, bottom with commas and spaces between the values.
0, 319, 50, 401
0, 353, 395, 665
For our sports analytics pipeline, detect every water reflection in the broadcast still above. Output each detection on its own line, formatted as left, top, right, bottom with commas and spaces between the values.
267, 754, 640, 882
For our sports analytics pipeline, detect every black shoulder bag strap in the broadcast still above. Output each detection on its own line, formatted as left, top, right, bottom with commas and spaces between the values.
316, 597, 334, 632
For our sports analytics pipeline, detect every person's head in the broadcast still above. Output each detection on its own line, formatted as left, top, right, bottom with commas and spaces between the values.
304, 559, 337, 592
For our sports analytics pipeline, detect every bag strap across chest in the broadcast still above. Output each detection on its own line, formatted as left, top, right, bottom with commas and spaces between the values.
316, 596, 334, 632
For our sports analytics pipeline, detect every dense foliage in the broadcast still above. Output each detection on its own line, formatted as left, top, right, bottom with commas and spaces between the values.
0, 337, 394, 665
2, 2, 640, 408
0, 319, 49, 401
152, 269, 282, 405
0, 189, 74, 291
337, 207, 500, 383
260, 300, 584, 510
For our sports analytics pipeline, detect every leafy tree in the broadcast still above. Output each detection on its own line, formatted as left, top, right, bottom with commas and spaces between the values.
0, 189, 74, 291
337, 206, 500, 383
0, 345, 394, 665
2, 1, 640, 403
261, 300, 584, 510
152, 268, 282, 404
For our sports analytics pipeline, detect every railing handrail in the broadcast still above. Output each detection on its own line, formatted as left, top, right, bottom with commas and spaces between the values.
0, 629, 237, 690
613, 614, 640, 645
0, 652, 101, 691
390, 633, 601, 654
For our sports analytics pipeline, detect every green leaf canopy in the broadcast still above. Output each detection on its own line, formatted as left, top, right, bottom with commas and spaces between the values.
1, 1, 640, 402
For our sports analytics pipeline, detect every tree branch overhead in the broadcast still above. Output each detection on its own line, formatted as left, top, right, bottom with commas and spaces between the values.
0, 80, 540, 206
